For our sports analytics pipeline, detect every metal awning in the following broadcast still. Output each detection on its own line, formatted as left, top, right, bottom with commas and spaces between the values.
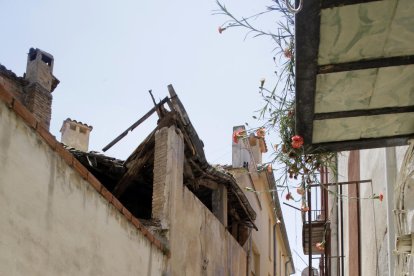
295, 0, 414, 152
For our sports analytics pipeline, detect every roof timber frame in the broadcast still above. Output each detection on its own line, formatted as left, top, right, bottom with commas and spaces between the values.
100, 85, 257, 228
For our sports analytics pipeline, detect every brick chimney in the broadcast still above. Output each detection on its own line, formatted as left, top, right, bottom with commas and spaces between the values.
60, 118, 93, 152
24, 48, 59, 129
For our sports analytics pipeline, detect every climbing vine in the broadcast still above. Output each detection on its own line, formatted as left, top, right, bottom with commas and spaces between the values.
215, 0, 336, 196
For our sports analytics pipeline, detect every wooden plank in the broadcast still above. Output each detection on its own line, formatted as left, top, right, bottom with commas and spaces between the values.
102, 97, 169, 152
295, 0, 321, 147
112, 132, 156, 197
168, 84, 206, 163
318, 55, 414, 74
321, 0, 382, 9
314, 106, 414, 120
308, 135, 411, 153
112, 149, 153, 197
199, 179, 218, 190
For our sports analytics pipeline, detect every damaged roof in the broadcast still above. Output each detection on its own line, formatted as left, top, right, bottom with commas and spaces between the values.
71, 85, 257, 229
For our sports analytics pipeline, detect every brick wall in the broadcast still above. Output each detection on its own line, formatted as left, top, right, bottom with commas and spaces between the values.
25, 83, 52, 129
0, 66, 26, 103
0, 64, 53, 130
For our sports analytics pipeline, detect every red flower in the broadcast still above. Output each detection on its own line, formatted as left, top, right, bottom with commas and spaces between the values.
232, 130, 246, 144
301, 205, 309, 212
218, 26, 226, 34
256, 128, 266, 138
316, 242, 325, 251
267, 164, 273, 173
284, 48, 292, 59
296, 187, 305, 196
379, 192, 384, 202
285, 193, 293, 201
291, 135, 304, 149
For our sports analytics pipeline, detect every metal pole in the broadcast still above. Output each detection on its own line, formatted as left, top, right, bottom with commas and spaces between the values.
340, 184, 344, 276
385, 147, 396, 276
308, 187, 312, 275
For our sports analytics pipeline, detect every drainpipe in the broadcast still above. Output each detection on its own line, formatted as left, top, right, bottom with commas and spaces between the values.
274, 224, 277, 276
246, 229, 252, 276
385, 147, 396, 276
329, 157, 339, 276
285, 256, 292, 276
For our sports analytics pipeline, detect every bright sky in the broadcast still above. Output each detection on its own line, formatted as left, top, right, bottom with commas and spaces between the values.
1, 0, 309, 274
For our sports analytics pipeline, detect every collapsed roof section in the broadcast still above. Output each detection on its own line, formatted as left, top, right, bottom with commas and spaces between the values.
71, 85, 257, 239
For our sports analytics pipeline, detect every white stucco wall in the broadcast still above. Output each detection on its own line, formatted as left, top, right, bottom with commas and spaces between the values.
337, 152, 349, 276
229, 169, 294, 276
337, 145, 410, 276
0, 101, 166, 275
359, 148, 389, 276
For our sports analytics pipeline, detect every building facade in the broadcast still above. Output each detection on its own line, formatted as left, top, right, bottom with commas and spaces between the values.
0, 49, 294, 275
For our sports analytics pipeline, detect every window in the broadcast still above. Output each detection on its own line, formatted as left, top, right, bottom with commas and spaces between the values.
269, 217, 272, 260
79, 127, 87, 134
69, 124, 76, 131
252, 245, 260, 276
41, 54, 52, 67
29, 49, 37, 61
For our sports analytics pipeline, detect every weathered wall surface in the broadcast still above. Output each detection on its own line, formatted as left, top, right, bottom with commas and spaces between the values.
231, 170, 293, 276
170, 184, 247, 276
359, 148, 389, 276
0, 100, 166, 276
338, 146, 409, 276
339, 149, 389, 276
154, 127, 247, 276
0, 71, 25, 103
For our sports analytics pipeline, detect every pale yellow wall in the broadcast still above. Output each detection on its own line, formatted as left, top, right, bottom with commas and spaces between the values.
275, 227, 290, 276
0, 101, 167, 275
231, 169, 293, 276
169, 185, 247, 275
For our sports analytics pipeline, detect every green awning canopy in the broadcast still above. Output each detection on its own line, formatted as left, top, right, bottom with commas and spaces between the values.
295, 0, 414, 152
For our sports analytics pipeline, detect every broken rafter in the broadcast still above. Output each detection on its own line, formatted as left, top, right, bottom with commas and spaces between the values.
168, 84, 206, 163
112, 131, 156, 197
102, 96, 169, 152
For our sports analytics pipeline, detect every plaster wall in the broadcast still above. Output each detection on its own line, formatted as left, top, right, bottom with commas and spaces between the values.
60, 122, 91, 151
154, 126, 247, 276
170, 183, 247, 276
231, 170, 293, 276
338, 146, 408, 276
337, 152, 350, 276
359, 148, 390, 276
0, 101, 166, 276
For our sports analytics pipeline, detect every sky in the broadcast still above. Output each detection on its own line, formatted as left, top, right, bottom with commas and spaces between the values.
1, 0, 309, 274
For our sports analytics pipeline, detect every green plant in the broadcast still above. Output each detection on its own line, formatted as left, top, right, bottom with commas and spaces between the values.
217, 0, 336, 196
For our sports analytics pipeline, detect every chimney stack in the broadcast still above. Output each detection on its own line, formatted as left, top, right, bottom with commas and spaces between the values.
232, 125, 267, 169
60, 118, 93, 152
24, 48, 59, 129
232, 126, 251, 169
